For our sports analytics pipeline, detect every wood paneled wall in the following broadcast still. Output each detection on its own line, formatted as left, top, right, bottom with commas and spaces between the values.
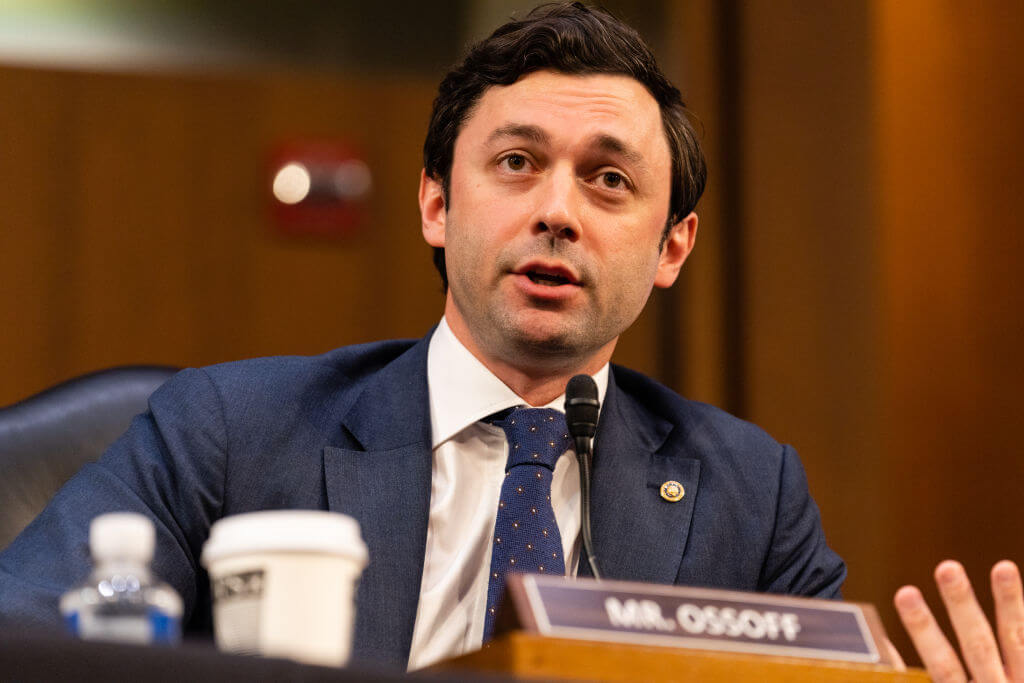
0, 66, 446, 404
668, 0, 1024, 666
735, 0, 889, 623
875, 0, 1024, 661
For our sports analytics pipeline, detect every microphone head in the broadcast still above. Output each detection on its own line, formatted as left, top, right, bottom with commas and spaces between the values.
565, 374, 600, 439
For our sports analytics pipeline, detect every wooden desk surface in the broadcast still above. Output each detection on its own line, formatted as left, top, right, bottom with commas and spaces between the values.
435, 632, 931, 682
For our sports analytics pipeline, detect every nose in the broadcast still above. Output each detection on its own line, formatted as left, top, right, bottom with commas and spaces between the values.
533, 164, 581, 241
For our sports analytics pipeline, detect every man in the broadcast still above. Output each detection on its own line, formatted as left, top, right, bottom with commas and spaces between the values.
0, 2, 845, 669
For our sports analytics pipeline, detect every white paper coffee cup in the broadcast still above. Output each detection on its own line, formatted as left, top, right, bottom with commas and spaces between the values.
201, 510, 368, 667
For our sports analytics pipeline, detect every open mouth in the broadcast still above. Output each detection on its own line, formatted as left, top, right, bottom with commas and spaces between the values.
526, 271, 572, 286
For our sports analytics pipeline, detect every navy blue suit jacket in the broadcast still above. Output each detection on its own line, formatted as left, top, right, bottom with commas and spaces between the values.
0, 335, 845, 667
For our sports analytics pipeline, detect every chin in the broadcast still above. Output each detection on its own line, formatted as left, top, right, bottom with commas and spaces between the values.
485, 307, 601, 363
504, 325, 590, 361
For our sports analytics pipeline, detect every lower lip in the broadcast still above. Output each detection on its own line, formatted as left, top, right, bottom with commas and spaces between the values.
512, 273, 581, 301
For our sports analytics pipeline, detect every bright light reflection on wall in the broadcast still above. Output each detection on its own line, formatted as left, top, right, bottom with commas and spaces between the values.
272, 163, 312, 205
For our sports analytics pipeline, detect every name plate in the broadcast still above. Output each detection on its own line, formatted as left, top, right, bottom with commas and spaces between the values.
500, 576, 889, 665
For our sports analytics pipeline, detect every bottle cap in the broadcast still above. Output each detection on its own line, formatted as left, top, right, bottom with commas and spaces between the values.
90, 512, 156, 563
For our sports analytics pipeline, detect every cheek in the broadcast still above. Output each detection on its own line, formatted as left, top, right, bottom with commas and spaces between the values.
602, 219, 663, 266
461, 171, 536, 218
444, 221, 480, 267
448, 198, 521, 256
599, 236, 662, 295
444, 215, 500, 282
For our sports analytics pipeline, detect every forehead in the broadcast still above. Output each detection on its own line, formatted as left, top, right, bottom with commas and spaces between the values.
457, 70, 669, 163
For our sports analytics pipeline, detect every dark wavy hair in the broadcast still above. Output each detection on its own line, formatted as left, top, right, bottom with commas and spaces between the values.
423, 1, 707, 290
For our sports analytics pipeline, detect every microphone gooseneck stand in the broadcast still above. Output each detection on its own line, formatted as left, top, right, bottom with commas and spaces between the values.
565, 374, 602, 580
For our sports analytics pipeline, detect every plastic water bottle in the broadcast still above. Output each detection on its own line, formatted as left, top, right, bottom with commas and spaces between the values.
59, 512, 183, 645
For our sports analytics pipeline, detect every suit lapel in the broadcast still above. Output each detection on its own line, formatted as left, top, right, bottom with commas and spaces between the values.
580, 371, 701, 584
318, 341, 701, 663
322, 337, 433, 667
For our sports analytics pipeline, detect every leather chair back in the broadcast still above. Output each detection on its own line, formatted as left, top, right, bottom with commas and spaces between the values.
0, 366, 178, 549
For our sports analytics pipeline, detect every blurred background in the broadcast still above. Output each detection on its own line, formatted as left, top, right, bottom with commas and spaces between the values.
1, 0, 1022, 666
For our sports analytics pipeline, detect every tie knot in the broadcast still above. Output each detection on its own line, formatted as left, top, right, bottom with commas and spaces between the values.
494, 407, 571, 470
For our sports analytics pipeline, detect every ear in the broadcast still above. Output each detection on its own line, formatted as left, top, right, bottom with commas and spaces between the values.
419, 169, 447, 247
653, 212, 698, 288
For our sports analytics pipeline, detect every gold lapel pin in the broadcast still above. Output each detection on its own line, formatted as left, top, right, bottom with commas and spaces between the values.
660, 480, 685, 502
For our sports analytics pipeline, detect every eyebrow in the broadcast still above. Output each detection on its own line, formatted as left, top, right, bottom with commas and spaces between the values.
593, 134, 646, 169
486, 123, 549, 146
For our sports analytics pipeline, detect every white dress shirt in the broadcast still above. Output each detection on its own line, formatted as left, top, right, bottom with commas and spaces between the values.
406, 318, 608, 670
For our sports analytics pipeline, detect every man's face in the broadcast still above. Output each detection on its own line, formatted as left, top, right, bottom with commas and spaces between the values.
420, 70, 696, 373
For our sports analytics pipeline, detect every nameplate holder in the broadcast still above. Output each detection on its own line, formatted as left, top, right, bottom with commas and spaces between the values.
497, 575, 893, 666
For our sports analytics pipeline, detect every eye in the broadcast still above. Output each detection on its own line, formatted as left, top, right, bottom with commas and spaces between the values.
599, 171, 630, 190
501, 153, 528, 171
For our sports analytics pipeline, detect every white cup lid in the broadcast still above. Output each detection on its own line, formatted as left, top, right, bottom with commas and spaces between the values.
201, 510, 368, 568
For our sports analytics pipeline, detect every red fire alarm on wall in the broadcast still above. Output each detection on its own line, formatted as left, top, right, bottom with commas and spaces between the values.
268, 140, 372, 239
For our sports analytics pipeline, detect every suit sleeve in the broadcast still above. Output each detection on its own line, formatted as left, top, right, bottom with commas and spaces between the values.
0, 368, 227, 631
758, 444, 846, 598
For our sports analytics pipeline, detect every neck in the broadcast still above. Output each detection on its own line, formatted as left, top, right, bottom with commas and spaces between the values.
444, 317, 614, 407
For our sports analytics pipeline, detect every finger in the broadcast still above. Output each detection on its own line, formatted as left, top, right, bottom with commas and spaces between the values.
882, 636, 907, 671
894, 584, 968, 683
991, 561, 1024, 681
936, 560, 1006, 682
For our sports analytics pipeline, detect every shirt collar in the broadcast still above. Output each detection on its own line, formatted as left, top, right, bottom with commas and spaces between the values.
426, 317, 609, 448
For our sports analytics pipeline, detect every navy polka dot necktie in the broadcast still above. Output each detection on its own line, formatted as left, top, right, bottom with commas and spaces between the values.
483, 407, 571, 641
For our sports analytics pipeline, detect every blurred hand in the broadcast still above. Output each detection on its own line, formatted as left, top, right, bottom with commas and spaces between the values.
894, 560, 1024, 682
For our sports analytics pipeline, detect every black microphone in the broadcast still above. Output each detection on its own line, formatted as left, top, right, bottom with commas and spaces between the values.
565, 374, 601, 579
